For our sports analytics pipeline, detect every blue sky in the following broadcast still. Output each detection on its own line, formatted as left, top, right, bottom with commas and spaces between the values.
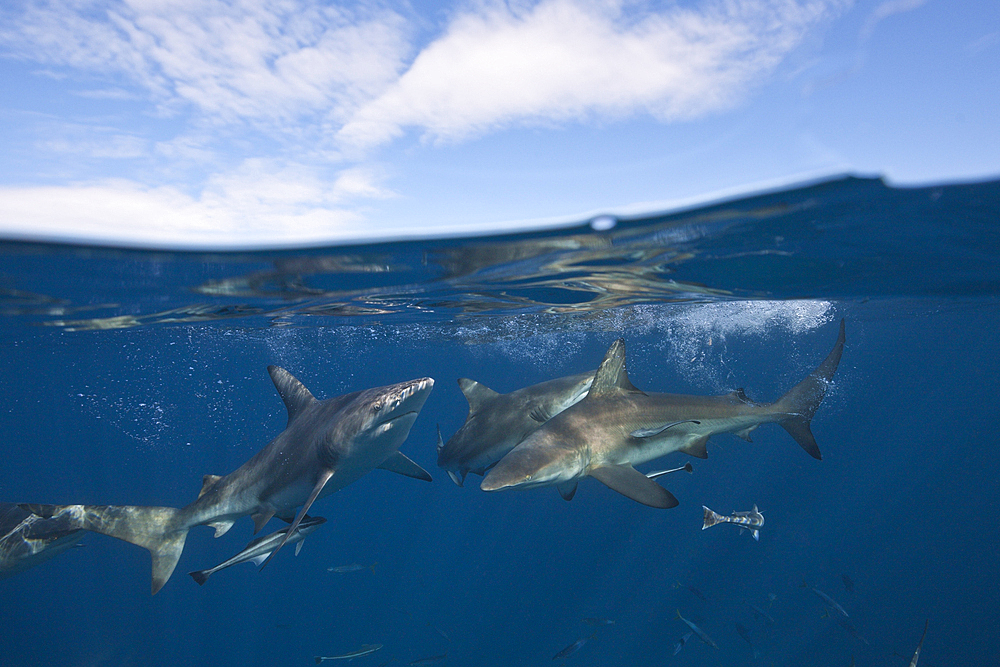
0, 0, 997, 248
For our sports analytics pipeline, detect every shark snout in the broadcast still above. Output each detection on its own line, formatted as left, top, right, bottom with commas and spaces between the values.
481, 442, 575, 492
378, 378, 434, 417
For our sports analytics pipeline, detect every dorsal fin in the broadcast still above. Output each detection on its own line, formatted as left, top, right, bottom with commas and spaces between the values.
198, 474, 222, 499
268, 366, 317, 426
457, 378, 500, 415
588, 339, 643, 397
729, 388, 752, 404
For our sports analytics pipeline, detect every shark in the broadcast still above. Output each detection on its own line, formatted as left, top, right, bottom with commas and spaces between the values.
22, 366, 434, 593
188, 515, 326, 585
481, 320, 845, 507
436, 371, 594, 486
0, 502, 84, 579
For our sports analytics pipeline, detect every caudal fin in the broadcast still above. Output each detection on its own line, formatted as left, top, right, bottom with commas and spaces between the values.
189, 569, 211, 586
20, 503, 187, 594
702, 506, 722, 530
775, 319, 846, 460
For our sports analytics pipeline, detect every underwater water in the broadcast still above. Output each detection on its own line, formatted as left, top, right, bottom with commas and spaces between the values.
1, 175, 998, 666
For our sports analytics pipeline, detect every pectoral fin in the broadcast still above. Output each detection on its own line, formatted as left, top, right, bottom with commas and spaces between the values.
251, 509, 276, 534
378, 452, 433, 481
260, 470, 333, 570
557, 481, 578, 501
589, 465, 679, 508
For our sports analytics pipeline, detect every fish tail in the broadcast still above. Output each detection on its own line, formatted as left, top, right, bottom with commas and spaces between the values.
702, 506, 722, 530
188, 569, 211, 586
20, 503, 188, 594
774, 319, 845, 460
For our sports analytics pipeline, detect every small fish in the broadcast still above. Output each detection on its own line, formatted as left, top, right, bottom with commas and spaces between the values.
702, 505, 764, 541
768, 593, 777, 603
673, 632, 693, 656
581, 617, 615, 626
409, 654, 447, 665
748, 603, 775, 625
910, 620, 929, 667
675, 581, 707, 601
315, 644, 383, 662
842, 574, 855, 594
188, 515, 327, 585
328, 562, 377, 574
675, 610, 719, 649
645, 462, 694, 479
553, 634, 595, 660
735, 623, 759, 659
804, 584, 849, 618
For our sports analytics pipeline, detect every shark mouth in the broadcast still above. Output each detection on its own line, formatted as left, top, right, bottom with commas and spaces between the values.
375, 377, 434, 426
378, 410, 418, 427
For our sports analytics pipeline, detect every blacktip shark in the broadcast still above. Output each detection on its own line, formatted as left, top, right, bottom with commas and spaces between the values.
437, 371, 594, 486
481, 320, 845, 507
188, 515, 326, 585
22, 367, 434, 594
0, 502, 84, 579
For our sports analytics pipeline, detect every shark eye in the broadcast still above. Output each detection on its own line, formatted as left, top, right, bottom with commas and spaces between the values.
372, 403, 383, 412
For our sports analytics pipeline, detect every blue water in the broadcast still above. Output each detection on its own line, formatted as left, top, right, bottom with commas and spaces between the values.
1, 175, 998, 666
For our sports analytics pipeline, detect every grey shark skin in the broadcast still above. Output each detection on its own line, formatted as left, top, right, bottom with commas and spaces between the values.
437, 371, 594, 486
482, 320, 845, 507
0, 503, 84, 579
188, 515, 326, 585
23, 367, 434, 594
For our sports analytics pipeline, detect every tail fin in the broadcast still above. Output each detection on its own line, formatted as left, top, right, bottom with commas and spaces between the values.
775, 319, 846, 460
702, 506, 721, 530
20, 503, 187, 594
189, 569, 210, 586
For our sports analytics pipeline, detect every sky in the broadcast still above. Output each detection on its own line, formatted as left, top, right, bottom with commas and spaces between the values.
0, 0, 998, 248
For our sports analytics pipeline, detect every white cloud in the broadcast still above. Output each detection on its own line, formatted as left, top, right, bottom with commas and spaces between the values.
1, 0, 412, 127
4, 0, 845, 148
859, 0, 926, 41
337, 0, 845, 147
0, 161, 395, 248
0, 0, 849, 246
40, 133, 148, 158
